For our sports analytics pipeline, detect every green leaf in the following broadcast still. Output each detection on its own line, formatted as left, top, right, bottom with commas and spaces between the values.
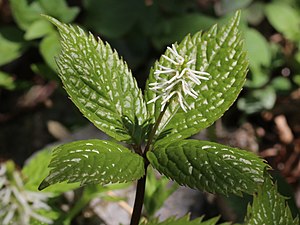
31, 63, 59, 81
296, 44, 300, 64
271, 77, 292, 91
144, 167, 178, 218
0, 27, 24, 66
9, 0, 41, 30
140, 215, 224, 225
146, 11, 248, 146
10, 0, 78, 31
0, 71, 15, 90
243, 28, 271, 89
152, 13, 217, 50
215, 0, 252, 15
245, 175, 299, 225
39, 32, 61, 70
293, 74, 300, 86
39, 0, 79, 23
147, 140, 267, 196
244, 28, 271, 69
117, 116, 153, 145
83, 0, 144, 38
245, 66, 269, 88
43, 15, 147, 142
23, 147, 79, 194
24, 20, 54, 40
265, 2, 300, 41
237, 86, 276, 114
38, 140, 144, 190
245, 2, 265, 25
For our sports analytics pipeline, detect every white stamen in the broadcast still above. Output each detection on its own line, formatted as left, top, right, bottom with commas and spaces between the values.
167, 45, 184, 64
186, 59, 196, 65
162, 55, 179, 65
158, 65, 174, 70
147, 44, 210, 112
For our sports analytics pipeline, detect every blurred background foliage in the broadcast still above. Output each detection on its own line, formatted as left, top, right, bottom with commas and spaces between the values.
1, 0, 300, 224
1, 0, 300, 112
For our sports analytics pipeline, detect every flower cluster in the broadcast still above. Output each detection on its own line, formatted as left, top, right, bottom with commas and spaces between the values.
148, 44, 210, 112
0, 162, 53, 225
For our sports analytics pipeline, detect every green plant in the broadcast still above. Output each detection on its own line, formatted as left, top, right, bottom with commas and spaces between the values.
236, 0, 300, 114
0, 147, 134, 225
0, 160, 54, 225
144, 167, 178, 219
0, 0, 80, 90
37, 12, 298, 225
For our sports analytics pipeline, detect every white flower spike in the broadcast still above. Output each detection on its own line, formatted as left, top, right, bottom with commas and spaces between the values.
148, 44, 210, 112
0, 162, 53, 225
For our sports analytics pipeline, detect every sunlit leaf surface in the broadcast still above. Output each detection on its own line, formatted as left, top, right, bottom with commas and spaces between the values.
39, 140, 144, 190
145, 11, 248, 146
148, 140, 267, 196
245, 175, 299, 225
44, 15, 147, 142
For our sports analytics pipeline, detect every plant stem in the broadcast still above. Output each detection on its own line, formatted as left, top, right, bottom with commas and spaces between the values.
130, 102, 169, 224
130, 160, 149, 225
144, 102, 169, 154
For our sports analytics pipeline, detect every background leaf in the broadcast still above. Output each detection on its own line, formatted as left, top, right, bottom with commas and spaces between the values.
265, 2, 300, 41
9, 0, 41, 30
152, 13, 216, 50
39, 32, 61, 70
144, 167, 178, 218
0, 26, 25, 66
9, 0, 79, 31
39, 139, 144, 190
147, 140, 267, 196
22, 147, 79, 194
24, 20, 54, 40
45, 16, 148, 142
83, 0, 144, 38
140, 215, 228, 225
39, 0, 80, 23
244, 28, 271, 70
215, 0, 252, 15
0, 71, 16, 90
146, 11, 248, 146
237, 86, 276, 114
245, 175, 299, 225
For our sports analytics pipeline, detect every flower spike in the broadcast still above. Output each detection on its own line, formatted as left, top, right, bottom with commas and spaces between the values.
148, 44, 210, 112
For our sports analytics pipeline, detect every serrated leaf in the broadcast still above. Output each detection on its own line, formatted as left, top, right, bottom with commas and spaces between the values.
245, 175, 299, 225
23, 147, 79, 194
117, 116, 153, 145
43, 15, 147, 142
147, 140, 267, 196
38, 140, 144, 190
140, 215, 222, 225
146, 11, 248, 146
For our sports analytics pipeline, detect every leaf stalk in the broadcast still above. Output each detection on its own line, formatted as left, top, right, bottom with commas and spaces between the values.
144, 102, 169, 154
